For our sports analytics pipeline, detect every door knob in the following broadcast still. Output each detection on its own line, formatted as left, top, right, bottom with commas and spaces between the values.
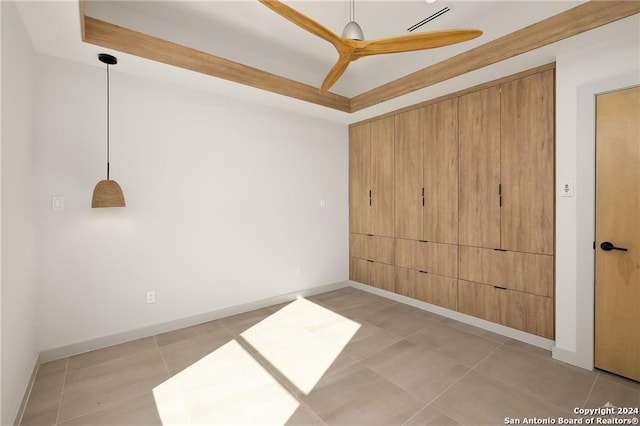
600, 241, 628, 252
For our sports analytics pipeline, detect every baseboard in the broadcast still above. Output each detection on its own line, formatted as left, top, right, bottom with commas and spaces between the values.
552, 346, 593, 370
38, 280, 350, 363
13, 354, 41, 426
348, 281, 555, 351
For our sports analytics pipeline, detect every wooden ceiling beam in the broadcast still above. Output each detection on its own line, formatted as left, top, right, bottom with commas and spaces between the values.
350, 1, 640, 112
81, 15, 351, 112
80, 1, 640, 113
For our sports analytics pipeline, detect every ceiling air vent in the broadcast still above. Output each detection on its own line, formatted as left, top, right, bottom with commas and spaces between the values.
407, 6, 451, 32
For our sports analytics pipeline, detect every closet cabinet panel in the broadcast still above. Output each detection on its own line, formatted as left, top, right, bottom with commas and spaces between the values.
349, 233, 367, 260
395, 267, 457, 310
459, 279, 554, 338
394, 109, 423, 240
424, 98, 458, 244
349, 118, 394, 238
395, 267, 416, 299
501, 70, 554, 255
349, 257, 369, 284
368, 237, 395, 265
370, 117, 395, 237
349, 124, 370, 234
458, 280, 500, 323
458, 87, 501, 249
350, 258, 394, 292
499, 290, 554, 339
395, 239, 457, 278
459, 246, 553, 297
415, 272, 458, 310
371, 263, 395, 292
349, 233, 394, 265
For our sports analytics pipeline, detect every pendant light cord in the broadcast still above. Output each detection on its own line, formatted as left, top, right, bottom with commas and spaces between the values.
106, 62, 110, 180
350, 0, 354, 21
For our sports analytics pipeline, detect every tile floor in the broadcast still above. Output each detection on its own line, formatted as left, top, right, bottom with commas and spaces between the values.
19, 287, 640, 426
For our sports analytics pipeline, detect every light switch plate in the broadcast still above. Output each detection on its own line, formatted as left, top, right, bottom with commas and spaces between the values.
52, 196, 64, 211
560, 181, 574, 197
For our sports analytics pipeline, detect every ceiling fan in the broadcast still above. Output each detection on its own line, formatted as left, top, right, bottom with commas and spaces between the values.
259, 0, 483, 93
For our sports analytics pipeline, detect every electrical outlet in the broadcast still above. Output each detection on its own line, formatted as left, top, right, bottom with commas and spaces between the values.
296, 266, 303, 276
146, 291, 156, 304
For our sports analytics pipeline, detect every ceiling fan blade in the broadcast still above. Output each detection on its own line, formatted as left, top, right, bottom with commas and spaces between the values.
321, 55, 352, 93
354, 29, 482, 59
259, 0, 342, 49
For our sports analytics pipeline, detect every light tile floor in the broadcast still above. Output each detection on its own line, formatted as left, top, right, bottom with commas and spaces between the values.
20, 287, 640, 426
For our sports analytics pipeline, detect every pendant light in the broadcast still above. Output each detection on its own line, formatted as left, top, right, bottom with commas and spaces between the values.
92, 53, 125, 208
341, 0, 365, 41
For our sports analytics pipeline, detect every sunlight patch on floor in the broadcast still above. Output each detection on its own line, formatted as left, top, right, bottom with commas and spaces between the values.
153, 340, 300, 424
152, 297, 361, 423
240, 297, 361, 394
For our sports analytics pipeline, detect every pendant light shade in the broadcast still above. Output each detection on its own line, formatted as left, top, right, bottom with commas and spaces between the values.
92, 180, 125, 208
341, 21, 364, 41
341, 0, 364, 40
92, 53, 125, 208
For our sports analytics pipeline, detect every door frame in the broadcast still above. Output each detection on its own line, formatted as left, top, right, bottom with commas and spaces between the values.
552, 74, 639, 371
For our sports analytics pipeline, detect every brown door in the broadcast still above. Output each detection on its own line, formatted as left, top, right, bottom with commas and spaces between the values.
349, 124, 370, 234
501, 70, 554, 255
370, 117, 394, 237
424, 98, 458, 244
594, 86, 640, 382
394, 109, 423, 240
458, 87, 501, 249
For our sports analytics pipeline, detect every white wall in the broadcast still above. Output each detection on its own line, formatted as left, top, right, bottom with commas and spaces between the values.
553, 15, 640, 369
35, 55, 348, 351
1, 1, 39, 424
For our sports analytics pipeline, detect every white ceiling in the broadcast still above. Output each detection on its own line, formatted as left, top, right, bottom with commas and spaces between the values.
82, 0, 582, 96
14, 0, 637, 122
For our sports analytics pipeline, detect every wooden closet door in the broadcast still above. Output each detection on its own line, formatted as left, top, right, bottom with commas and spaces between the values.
424, 98, 458, 244
370, 117, 395, 237
501, 70, 554, 254
394, 109, 424, 240
349, 124, 370, 234
458, 87, 501, 249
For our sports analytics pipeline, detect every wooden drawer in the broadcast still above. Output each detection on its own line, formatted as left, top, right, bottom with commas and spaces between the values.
459, 246, 553, 297
350, 257, 369, 284
350, 257, 394, 292
458, 279, 554, 339
350, 233, 395, 264
395, 238, 457, 277
395, 267, 457, 310
458, 279, 500, 323
371, 262, 395, 292
499, 289, 554, 339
